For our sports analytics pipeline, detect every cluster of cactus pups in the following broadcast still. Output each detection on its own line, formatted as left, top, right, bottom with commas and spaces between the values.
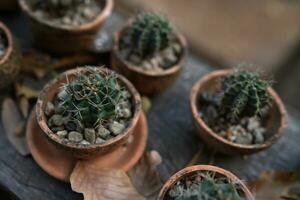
199, 70, 271, 145
167, 172, 245, 200
119, 13, 183, 71
29, 0, 101, 26
45, 68, 133, 145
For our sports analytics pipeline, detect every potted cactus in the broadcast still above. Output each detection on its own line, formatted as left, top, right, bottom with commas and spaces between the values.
0, 21, 21, 89
190, 69, 287, 154
112, 13, 187, 94
157, 165, 254, 200
36, 66, 141, 159
19, 0, 113, 54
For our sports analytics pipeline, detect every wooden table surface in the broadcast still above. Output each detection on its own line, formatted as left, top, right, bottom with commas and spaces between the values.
0, 10, 300, 200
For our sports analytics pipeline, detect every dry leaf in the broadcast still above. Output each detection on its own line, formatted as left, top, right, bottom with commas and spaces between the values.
248, 171, 300, 200
70, 164, 145, 200
141, 96, 151, 113
21, 51, 51, 79
128, 151, 163, 200
1, 98, 30, 156
18, 96, 29, 118
15, 83, 39, 99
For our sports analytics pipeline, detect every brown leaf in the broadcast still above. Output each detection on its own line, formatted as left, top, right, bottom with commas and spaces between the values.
1, 98, 30, 156
70, 163, 145, 200
18, 96, 29, 118
248, 171, 300, 200
128, 151, 163, 200
15, 83, 39, 99
141, 96, 151, 113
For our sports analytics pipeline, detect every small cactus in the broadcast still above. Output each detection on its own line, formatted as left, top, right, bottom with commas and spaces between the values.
220, 70, 270, 121
57, 68, 126, 128
129, 13, 173, 59
168, 173, 245, 200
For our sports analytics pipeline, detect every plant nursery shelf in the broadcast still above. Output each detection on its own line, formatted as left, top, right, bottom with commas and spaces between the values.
0, 10, 300, 200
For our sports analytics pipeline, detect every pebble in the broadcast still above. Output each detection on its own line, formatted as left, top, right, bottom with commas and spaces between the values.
49, 114, 64, 127
97, 126, 110, 139
95, 137, 105, 144
117, 107, 132, 119
45, 102, 55, 116
228, 125, 253, 145
253, 128, 265, 144
51, 126, 64, 132
68, 131, 83, 142
84, 128, 96, 144
80, 140, 90, 145
162, 48, 177, 63
247, 117, 261, 131
172, 43, 182, 54
129, 54, 142, 64
109, 121, 125, 135
141, 61, 153, 70
56, 130, 68, 138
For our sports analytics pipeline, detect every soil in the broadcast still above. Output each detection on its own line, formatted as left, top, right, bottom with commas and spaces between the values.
118, 29, 183, 72
0, 30, 7, 60
28, 0, 103, 27
198, 91, 269, 145
166, 171, 245, 200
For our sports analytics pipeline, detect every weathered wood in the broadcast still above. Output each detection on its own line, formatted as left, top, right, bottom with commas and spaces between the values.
0, 9, 300, 200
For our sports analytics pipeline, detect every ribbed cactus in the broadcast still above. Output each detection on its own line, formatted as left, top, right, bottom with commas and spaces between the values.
129, 13, 173, 58
57, 68, 125, 128
168, 175, 244, 200
220, 70, 270, 121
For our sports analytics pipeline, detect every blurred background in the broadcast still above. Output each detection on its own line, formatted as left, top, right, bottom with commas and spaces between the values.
116, 0, 300, 112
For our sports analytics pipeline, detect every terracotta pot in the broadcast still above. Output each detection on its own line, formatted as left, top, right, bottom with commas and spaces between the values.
111, 20, 187, 95
36, 66, 142, 159
19, 0, 113, 54
0, 21, 21, 89
157, 165, 254, 200
190, 70, 288, 155
0, 0, 18, 12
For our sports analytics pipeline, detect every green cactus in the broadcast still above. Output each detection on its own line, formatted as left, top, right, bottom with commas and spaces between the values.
57, 68, 126, 128
168, 174, 245, 200
220, 70, 270, 121
129, 13, 173, 58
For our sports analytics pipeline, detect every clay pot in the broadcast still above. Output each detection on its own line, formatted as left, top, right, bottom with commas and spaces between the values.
0, 21, 21, 89
190, 70, 288, 155
19, 0, 113, 54
111, 20, 187, 95
157, 165, 254, 200
36, 66, 142, 159
0, 0, 18, 12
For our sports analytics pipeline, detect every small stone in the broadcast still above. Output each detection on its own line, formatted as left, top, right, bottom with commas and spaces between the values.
121, 90, 131, 99
48, 114, 64, 127
80, 140, 90, 145
117, 107, 132, 119
84, 128, 96, 144
141, 61, 153, 70
172, 43, 182, 54
64, 120, 84, 132
109, 121, 125, 135
56, 130, 68, 138
247, 117, 261, 131
129, 54, 142, 64
97, 126, 110, 139
45, 102, 55, 116
228, 125, 253, 144
162, 48, 177, 63
51, 126, 64, 132
62, 16, 72, 25
253, 129, 265, 144
82, 7, 95, 18
95, 137, 105, 144
68, 131, 83, 142
235, 133, 253, 145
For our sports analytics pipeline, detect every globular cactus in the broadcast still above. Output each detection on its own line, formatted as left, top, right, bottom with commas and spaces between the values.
220, 70, 270, 121
129, 13, 173, 58
57, 68, 125, 128
168, 174, 244, 200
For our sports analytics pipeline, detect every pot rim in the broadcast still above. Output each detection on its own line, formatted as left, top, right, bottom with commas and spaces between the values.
0, 21, 13, 65
157, 165, 254, 200
113, 18, 187, 77
36, 66, 141, 150
19, 0, 113, 32
190, 69, 288, 150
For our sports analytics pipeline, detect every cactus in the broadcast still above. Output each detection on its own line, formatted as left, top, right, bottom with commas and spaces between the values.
57, 68, 126, 128
168, 173, 245, 200
129, 13, 173, 59
220, 70, 270, 121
